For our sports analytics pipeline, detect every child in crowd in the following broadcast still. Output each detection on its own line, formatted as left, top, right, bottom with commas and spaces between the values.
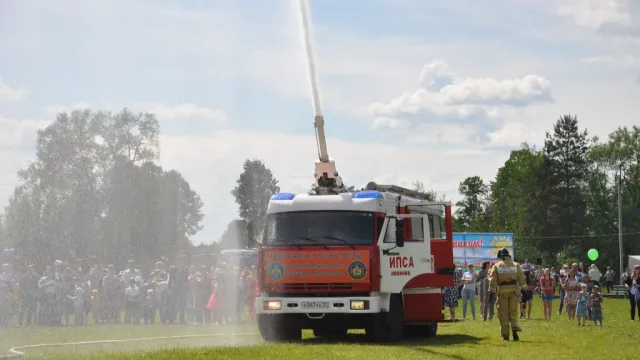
90, 289, 100, 324
124, 277, 140, 324
590, 285, 604, 327
575, 283, 589, 326
67, 286, 86, 325
143, 289, 156, 325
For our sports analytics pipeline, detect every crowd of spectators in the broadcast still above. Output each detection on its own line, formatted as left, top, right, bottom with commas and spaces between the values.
0, 256, 258, 328
442, 259, 640, 324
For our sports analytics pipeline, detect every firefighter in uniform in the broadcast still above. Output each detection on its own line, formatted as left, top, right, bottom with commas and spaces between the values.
488, 247, 527, 341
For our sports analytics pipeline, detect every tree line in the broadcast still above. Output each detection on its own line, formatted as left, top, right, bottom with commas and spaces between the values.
452, 115, 639, 272
0, 109, 204, 269
2, 108, 636, 274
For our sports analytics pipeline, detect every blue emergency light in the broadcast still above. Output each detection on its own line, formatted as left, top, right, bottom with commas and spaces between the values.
270, 192, 296, 201
353, 190, 384, 199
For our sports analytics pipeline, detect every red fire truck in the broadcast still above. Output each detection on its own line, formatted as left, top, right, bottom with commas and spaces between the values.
255, 182, 455, 342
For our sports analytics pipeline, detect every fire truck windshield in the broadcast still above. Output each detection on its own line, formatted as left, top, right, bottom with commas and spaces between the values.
263, 211, 375, 246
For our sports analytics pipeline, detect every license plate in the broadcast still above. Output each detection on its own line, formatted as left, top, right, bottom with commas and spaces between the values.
301, 301, 329, 309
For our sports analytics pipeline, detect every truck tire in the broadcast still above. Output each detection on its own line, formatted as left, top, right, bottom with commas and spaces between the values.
404, 322, 438, 338
258, 314, 302, 342
427, 322, 438, 337
365, 295, 404, 343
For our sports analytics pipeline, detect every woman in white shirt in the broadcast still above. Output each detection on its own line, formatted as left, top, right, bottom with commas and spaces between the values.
588, 264, 602, 288
461, 263, 478, 320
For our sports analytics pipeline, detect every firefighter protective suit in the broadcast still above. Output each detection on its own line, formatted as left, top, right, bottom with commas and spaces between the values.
488, 250, 527, 341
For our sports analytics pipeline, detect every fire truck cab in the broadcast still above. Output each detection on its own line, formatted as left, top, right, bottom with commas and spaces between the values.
255, 183, 455, 342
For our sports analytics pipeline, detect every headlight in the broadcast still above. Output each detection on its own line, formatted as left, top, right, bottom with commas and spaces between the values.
263, 300, 282, 311
350, 300, 368, 310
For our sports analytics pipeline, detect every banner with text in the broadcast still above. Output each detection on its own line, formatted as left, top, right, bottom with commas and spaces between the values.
451, 233, 515, 270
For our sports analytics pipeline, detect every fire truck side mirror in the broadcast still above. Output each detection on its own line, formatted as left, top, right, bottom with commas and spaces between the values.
395, 218, 405, 247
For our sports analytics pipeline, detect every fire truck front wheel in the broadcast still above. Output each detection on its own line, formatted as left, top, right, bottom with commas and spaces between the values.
365, 294, 404, 343
257, 314, 302, 342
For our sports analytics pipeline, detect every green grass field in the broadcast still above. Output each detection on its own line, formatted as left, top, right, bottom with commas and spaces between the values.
2, 298, 638, 359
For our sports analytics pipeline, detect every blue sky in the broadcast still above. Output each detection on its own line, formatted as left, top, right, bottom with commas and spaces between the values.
1, 0, 639, 245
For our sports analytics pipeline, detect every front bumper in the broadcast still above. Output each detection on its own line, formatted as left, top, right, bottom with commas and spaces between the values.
255, 295, 381, 315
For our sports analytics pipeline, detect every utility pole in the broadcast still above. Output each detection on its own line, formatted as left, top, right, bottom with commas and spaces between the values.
618, 163, 624, 284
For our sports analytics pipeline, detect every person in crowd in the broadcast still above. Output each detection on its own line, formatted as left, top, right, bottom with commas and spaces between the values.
575, 283, 589, 326
444, 264, 462, 321
488, 248, 527, 341
582, 274, 593, 320
590, 285, 604, 327
152, 270, 170, 324
67, 285, 86, 326
197, 266, 212, 324
121, 260, 142, 284
571, 263, 583, 282
563, 269, 580, 321
187, 265, 198, 323
61, 268, 75, 326
589, 264, 602, 288
520, 270, 534, 320
0, 264, 12, 327
18, 264, 38, 326
211, 272, 227, 324
539, 268, 555, 321
143, 289, 157, 325
38, 266, 61, 326
102, 265, 120, 323
477, 262, 489, 318
124, 277, 141, 324
625, 265, 640, 321
461, 263, 477, 320
169, 255, 189, 324
604, 266, 615, 293
558, 265, 568, 315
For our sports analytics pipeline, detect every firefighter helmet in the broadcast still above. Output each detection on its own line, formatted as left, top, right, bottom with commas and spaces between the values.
497, 247, 511, 259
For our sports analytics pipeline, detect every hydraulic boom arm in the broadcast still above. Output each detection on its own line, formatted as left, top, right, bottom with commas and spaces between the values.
297, 0, 344, 194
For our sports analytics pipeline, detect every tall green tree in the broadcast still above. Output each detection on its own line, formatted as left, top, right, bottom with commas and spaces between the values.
541, 114, 590, 255
590, 125, 640, 266
487, 144, 547, 260
231, 159, 280, 247
454, 176, 489, 232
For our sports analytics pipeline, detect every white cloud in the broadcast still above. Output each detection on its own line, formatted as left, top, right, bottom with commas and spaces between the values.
44, 102, 92, 114
556, 0, 631, 29
365, 60, 553, 147
488, 122, 542, 147
0, 116, 50, 148
139, 103, 227, 122
581, 54, 637, 64
372, 117, 411, 130
0, 78, 27, 101
368, 60, 551, 121
0, 117, 51, 208
406, 124, 485, 146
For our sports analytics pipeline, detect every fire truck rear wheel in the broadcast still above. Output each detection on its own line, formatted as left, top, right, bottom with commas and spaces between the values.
257, 314, 302, 342
365, 294, 404, 343
404, 322, 438, 338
